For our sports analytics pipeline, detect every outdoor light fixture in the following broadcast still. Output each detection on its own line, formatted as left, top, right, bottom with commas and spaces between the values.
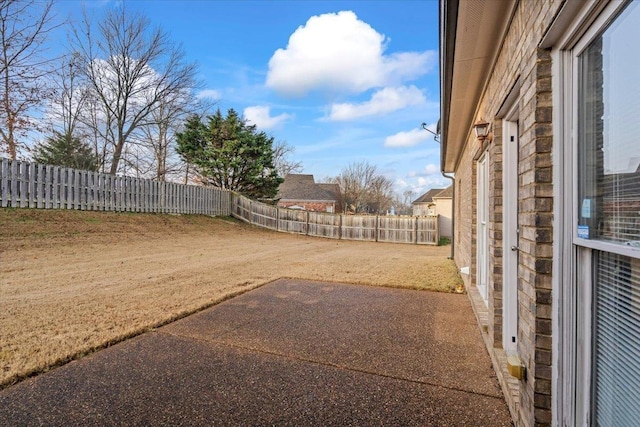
473, 119, 492, 142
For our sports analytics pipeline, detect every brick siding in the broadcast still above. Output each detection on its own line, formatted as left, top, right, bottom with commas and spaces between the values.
453, 1, 563, 425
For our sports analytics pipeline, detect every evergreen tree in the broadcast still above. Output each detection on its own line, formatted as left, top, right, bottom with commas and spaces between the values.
176, 109, 283, 198
32, 131, 100, 171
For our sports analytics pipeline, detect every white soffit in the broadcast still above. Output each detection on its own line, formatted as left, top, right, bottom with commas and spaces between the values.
444, 0, 516, 171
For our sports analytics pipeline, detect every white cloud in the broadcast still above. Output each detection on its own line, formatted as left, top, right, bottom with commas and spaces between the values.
384, 128, 430, 148
329, 86, 425, 121
243, 105, 292, 130
196, 89, 221, 100
408, 163, 441, 177
423, 163, 440, 175
266, 11, 435, 97
417, 176, 444, 187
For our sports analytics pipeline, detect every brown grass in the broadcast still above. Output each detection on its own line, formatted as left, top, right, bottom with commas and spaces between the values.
0, 208, 462, 389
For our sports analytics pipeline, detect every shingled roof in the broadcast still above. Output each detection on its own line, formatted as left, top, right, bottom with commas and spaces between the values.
412, 188, 444, 205
276, 174, 337, 201
434, 185, 453, 198
412, 186, 453, 204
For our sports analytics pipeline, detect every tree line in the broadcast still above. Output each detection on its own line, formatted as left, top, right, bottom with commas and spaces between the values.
1, 1, 415, 208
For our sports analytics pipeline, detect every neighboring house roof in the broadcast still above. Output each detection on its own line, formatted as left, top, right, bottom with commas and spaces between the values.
276, 174, 336, 202
433, 185, 453, 199
317, 183, 341, 200
412, 188, 444, 205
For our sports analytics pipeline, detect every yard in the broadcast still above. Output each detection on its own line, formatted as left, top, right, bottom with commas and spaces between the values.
0, 208, 462, 389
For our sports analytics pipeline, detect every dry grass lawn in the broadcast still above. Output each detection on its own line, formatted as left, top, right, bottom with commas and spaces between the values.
0, 208, 462, 389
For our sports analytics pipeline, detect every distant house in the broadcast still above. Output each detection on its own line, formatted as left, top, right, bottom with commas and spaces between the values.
411, 188, 444, 216
432, 186, 453, 238
317, 183, 343, 213
412, 186, 453, 238
275, 174, 339, 213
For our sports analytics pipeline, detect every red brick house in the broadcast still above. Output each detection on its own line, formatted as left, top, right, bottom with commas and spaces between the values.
440, 1, 640, 426
275, 174, 340, 213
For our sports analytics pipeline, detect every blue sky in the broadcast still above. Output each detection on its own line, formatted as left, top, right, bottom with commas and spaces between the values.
53, 0, 445, 197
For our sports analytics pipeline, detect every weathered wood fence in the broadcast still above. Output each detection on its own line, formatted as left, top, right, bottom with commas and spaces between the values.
0, 158, 232, 215
1, 158, 438, 245
232, 193, 438, 245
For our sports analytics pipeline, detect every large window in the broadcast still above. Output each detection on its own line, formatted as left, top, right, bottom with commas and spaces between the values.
578, 1, 640, 246
576, 2, 640, 425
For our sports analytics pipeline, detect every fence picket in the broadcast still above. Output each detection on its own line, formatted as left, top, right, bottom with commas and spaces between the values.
28, 162, 35, 208
20, 162, 28, 208
65, 168, 72, 209
50, 166, 58, 209
1, 158, 8, 208
11, 160, 17, 207
43, 164, 50, 209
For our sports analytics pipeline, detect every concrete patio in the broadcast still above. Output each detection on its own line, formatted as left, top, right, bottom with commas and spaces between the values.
0, 279, 511, 426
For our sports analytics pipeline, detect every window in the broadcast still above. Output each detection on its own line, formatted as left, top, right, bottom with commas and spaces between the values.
577, 1, 640, 247
575, 2, 640, 425
593, 251, 640, 426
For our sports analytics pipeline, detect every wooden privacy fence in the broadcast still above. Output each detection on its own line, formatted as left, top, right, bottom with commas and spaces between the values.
0, 158, 232, 215
1, 158, 438, 245
232, 193, 438, 245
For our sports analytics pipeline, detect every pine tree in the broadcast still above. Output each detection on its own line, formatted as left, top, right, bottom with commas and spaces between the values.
176, 109, 283, 198
32, 132, 100, 171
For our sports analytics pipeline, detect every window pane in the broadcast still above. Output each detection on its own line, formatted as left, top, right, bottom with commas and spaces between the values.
578, 2, 640, 246
594, 251, 640, 426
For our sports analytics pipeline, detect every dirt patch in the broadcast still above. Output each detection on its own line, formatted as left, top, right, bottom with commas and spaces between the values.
0, 208, 462, 388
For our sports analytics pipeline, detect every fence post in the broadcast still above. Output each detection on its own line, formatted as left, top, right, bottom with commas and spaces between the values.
339, 214, 343, 240
414, 216, 418, 244
435, 214, 440, 245
306, 210, 310, 235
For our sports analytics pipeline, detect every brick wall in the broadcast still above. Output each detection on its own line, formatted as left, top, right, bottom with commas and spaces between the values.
451, 1, 563, 425
454, 143, 474, 288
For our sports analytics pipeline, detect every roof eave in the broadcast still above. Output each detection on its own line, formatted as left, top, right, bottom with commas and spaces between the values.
440, 0, 518, 173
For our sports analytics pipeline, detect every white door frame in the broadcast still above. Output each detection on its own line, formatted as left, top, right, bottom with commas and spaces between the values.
503, 105, 519, 354
476, 152, 489, 305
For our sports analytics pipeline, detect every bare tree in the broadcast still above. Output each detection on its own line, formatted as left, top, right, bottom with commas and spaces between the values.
334, 161, 378, 213
367, 175, 394, 214
0, 0, 56, 159
272, 140, 303, 178
137, 89, 203, 181
393, 189, 416, 215
402, 189, 416, 206
46, 53, 91, 142
71, 6, 198, 174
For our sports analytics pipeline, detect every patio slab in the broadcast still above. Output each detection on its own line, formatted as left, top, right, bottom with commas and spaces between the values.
0, 279, 512, 426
